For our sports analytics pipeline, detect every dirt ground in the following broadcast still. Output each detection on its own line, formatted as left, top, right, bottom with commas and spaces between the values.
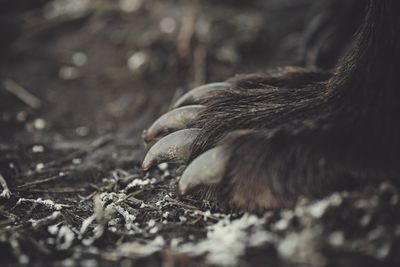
1, 1, 400, 266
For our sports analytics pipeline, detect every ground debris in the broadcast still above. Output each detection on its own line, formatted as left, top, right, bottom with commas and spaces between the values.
2, 0, 400, 266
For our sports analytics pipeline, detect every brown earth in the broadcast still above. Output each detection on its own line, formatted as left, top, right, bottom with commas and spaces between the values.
1, 1, 400, 267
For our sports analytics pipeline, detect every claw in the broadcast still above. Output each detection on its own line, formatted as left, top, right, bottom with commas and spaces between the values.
178, 146, 230, 195
173, 82, 232, 108
144, 105, 205, 142
142, 129, 200, 171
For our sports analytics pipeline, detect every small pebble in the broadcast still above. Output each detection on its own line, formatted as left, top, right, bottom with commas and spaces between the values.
127, 51, 149, 72
16, 111, 27, 122
33, 118, 46, 130
36, 163, 45, 171
72, 52, 88, 66
119, 0, 143, 13
32, 145, 44, 153
160, 17, 177, 34
328, 231, 344, 247
76, 126, 90, 136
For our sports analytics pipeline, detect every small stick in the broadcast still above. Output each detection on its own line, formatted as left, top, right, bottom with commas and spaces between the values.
177, 11, 196, 59
2, 79, 42, 109
16, 187, 86, 193
16, 172, 70, 189
41, 135, 112, 169
164, 195, 220, 221
79, 191, 97, 203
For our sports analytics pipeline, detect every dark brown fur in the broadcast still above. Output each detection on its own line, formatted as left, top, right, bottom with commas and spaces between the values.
186, 0, 400, 211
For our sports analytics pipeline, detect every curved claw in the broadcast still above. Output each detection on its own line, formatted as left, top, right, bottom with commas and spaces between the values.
144, 105, 205, 142
173, 82, 232, 108
178, 146, 230, 195
142, 129, 200, 171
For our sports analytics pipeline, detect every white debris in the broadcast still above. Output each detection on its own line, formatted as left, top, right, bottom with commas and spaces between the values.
111, 204, 137, 230
354, 196, 379, 209
119, 0, 143, 13
159, 17, 177, 34
17, 198, 68, 210
155, 199, 163, 206
273, 218, 290, 231
170, 238, 182, 248
177, 214, 273, 266
360, 214, 371, 227
147, 219, 156, 228
80, 214, 97, 236
391, 195, 399, 205
328, 231, 345, 247
307, 200, 330, 219
16, 111, 27, 122
48, 223, 77, 249
61, 258, 75, 267
72, 158, 82, 164
125, 177, 156, 190
81, 259, 98, 267
376, 243, 391, 260
306, 193, 342, 219
19, 254, 30, 265
59, 66, 80, 80
277, 227, 326, 267
76, 126, 90, 136
127, 51, 149, 72
44, 0, 91, 19
158, 163, 168, 171
36, 163, 45, 171
33, 118, 47, 130
215, 44, 239, 63
149, 227, 158, 234
57, 225, 76, 250
0, 173, 11, 198
72, 52, 88, 67
32, 145, 44, 153
48, 224, 61, 235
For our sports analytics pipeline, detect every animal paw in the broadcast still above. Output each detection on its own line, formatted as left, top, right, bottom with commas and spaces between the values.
142, 69, 358, 211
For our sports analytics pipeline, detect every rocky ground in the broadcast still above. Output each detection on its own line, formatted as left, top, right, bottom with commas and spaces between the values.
1, 1, 400, 266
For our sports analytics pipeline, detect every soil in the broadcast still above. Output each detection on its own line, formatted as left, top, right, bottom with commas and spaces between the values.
1, 1, 400, 267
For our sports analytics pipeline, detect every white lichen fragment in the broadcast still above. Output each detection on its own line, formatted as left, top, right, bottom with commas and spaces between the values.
32, 145, 44, 153
48, 223, 76, 250
177, 214, 273, 266
147, 219, 156, 228
35, 163, 45, 171
16, 197, 69, 210
277, 227, 326, 267
125, 177, 157, 191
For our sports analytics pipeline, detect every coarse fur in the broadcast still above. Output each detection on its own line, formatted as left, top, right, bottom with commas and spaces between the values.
183, 0, 400, 211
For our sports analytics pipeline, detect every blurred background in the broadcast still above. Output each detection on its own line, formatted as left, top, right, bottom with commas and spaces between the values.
0, 0, 313, 150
